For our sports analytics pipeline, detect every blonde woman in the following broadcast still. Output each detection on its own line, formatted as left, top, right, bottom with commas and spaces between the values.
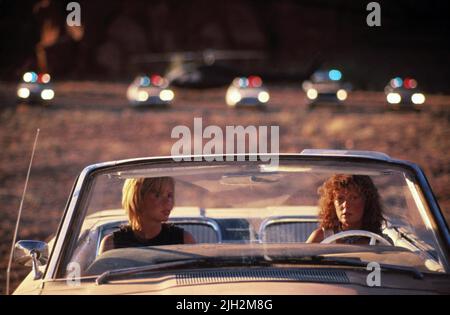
100, 177, 195, 253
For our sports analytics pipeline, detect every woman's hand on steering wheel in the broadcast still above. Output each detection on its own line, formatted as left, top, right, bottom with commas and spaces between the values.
320, 230, 391, 245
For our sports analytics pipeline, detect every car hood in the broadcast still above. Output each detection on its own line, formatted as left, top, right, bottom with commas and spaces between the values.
31, 266, 450, 295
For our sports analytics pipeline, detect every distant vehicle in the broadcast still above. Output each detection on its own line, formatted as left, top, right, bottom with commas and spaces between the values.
131, 50, 268, 89
17, 72, 55, 104
384, 77, 426, 110
225, 76, 270, 108
165, 57, 239, 88
302, 69, 351, 107
126, 74, 175, 106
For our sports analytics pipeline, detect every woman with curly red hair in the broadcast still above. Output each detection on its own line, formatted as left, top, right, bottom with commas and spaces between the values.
307, 174, 385, 244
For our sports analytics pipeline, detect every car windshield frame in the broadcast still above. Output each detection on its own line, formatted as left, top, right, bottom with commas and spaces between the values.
44, 154, 450, 280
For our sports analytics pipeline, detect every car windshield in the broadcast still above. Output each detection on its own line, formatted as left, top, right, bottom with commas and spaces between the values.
65, 159, 446, 278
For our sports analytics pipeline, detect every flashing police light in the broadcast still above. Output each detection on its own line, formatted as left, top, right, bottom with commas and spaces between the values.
328, 69, 342, 81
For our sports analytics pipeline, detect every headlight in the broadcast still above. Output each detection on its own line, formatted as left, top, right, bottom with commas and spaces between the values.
226, 90, 241, 106
17, 87, 30, 98
41, 89, 54, 100
387, 92, 401, 104
23, 72, 33, 83
411, 93, 425, 105
160, 89, 174, 101
336, 89, 347, 101
257, 91, 270, 103
41, 73, 51, 84
306, 88, 318, 100
137, 91, 149, 102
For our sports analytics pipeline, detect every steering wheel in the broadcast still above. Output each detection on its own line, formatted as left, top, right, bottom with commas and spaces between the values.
321, 230, 391, 246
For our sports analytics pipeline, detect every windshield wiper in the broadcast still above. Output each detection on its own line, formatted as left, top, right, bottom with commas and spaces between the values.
95, 255, 423, 285
268, 255, 424, 280
96, 259, 201, 285
95, 257, 258, 285
95, 256, 286, 285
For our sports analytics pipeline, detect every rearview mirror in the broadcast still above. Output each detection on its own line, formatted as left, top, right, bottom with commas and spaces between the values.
14, 240, 48, 279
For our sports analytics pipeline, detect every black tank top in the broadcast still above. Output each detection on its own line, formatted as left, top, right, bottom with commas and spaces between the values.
113, 224, 185, 248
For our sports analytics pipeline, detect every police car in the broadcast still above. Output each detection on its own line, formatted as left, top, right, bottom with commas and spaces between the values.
127, 74, 175, 106
385, 77, 425, 110
17, 72, 55, 104
302, 69, 350, 107
225, 76, 270, 108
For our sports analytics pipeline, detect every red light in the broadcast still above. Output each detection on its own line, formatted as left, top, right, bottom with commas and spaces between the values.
42, 73, 50, 83
151, 74, 163, 86
37, 73, 51, 83
248, 75, 262, 88
404, 77, 417, 89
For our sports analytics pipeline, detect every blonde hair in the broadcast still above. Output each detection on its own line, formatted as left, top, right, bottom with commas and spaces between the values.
122, 177, 175, 230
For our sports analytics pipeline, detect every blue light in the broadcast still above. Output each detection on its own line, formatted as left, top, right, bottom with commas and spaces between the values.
140, 76, 150, 87
390, 77, 403, 88
328, 69, 342, 81
30, 72, 38, 83
238, 77, 248, 88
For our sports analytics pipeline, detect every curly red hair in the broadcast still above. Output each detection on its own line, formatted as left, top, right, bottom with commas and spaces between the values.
318, 174, 384, 234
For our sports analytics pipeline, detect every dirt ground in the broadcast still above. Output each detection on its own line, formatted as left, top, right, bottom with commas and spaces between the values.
0, 81, 449, 294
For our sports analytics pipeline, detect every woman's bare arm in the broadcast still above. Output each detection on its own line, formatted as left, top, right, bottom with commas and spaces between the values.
306, 228, 324, 243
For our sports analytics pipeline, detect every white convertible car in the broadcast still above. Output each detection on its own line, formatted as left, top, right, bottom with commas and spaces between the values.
13, 150, 450, 294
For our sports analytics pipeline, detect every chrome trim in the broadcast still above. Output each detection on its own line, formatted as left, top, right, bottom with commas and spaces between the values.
176, 268, 350, 286
169, 217, 223, 243
44, 165, 93, 280
300, 149, 391, 161
259, 216, 318, 243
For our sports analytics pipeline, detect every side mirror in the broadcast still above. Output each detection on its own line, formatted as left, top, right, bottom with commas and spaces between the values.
14, 240, 48, 280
